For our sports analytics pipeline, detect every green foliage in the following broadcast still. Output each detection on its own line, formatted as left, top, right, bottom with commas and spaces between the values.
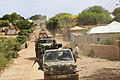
78, 12, 99, 25
30, 14, 46, 20
0, 20, 10, 27
103, 36, 120, 45
83, 6, 109, 14
16, 19, 35, 44
113, 13, 120, 22
113, 7, 120, 16
16, 20, 34, 30
59, 15, 76, 28
46, 17, 60, 36
2, 12, 24, 23
46, 13, 76, 35
55, 13, 72, 18
17, 35, 28, 44
0, 38, 20, 70
0, 53, 9, 70
78, 6, 112, 25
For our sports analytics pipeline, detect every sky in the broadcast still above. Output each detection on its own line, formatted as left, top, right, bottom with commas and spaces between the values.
0, 0, 119, 19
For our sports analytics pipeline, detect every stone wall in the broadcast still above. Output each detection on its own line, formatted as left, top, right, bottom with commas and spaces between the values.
81, 41, 120, 60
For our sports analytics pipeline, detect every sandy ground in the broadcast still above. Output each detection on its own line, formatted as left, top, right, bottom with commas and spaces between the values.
0, 26, 120, 80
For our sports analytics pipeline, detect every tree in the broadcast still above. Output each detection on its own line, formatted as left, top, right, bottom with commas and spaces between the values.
30, 14, 46, 20
2, 12, 24, 23
78, 12, 99, 25
83, 6, 108, 14
55, 13, 72, 18
46, 17, 60, 36
15, 20, 34, 30
0, 20, 10, 31
113, 13, 120, 22
77, 6, 112, 25
0, 20, 10, 27
59, 16, 75, 40
113, 7, 120, 16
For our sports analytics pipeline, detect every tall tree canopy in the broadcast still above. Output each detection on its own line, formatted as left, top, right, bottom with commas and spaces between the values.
29, 14, 46, 20
2, 12, 24, 23
113, 13, 120, 22
46, 17, 59, 36
113, 7, 120, 16
0, 20, 10, 27
15, 20, 34, 30
78, 6, 112, 25
55, 13, 72, 18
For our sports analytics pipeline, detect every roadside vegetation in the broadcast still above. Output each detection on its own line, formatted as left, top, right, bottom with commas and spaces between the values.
0, 37, 21, 70
103, 36, 120, 45
0, 13, 37, 71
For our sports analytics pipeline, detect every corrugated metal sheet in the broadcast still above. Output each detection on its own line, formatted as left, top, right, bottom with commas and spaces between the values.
87, 21, 120, 34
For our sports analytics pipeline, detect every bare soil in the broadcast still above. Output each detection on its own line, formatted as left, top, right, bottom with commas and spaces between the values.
0, 26, 120, 80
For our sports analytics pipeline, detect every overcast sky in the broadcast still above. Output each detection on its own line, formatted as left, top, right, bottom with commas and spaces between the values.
0, 0, 119, 19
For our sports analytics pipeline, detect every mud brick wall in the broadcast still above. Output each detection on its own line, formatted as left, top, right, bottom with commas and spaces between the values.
82, 41, 120, 60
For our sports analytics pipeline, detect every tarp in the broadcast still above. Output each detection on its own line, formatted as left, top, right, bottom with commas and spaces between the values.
87, 21, 120, 34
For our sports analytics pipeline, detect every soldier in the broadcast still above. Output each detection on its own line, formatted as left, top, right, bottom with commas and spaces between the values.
75, 45, 79, 58
33, 44, 45, 70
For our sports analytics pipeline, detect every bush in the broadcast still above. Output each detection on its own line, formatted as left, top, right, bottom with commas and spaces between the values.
0, 53, 9, 70
0, 20, 10, 27
17, 35, 28, 44
103, 36, 120, 45
0, 38, 20, 70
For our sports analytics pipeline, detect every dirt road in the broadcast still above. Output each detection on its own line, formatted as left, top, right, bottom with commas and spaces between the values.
0, 26, 120, 80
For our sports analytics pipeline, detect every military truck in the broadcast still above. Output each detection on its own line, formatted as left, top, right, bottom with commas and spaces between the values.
42, 49, 79, 80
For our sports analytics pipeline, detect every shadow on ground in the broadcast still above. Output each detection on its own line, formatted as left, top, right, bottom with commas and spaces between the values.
81, 68, 120, 80
25, 57, 36, 61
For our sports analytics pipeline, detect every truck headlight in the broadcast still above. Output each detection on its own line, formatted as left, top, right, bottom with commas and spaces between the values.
70, 66, 74, 70
50, 67, 54, 71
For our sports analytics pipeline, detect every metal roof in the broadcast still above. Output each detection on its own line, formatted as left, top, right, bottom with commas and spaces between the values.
87, 21, 120, 34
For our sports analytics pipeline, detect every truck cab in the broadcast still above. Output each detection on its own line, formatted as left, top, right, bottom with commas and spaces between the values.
42, 49, 79, 80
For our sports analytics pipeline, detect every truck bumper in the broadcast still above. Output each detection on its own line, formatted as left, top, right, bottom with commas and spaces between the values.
44, 73, 79, 80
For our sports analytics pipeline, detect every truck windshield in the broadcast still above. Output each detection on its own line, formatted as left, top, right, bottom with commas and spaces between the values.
39, 40, 53, 43
44, 50, 73, 62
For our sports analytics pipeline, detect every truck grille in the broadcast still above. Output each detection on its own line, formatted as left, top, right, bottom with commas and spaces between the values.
51, 66, 74, 75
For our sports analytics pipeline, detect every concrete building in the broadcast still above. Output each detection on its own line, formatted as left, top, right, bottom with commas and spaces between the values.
71, 21, 120, 47
87, 21, 120, 44
70, 26, 85, 43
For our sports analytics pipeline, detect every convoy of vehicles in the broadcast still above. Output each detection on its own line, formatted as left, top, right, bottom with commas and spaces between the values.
34, 28, 79, 80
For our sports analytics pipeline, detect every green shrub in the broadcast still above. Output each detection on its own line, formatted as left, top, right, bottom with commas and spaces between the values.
103, 36, 120, 45
17, 35, 27, 44
0, 53, 9, 70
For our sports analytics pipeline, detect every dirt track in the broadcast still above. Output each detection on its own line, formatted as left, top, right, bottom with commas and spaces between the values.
0, 26, 120, 80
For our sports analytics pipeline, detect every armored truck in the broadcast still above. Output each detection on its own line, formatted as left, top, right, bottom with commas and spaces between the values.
42, 49, 79, 80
